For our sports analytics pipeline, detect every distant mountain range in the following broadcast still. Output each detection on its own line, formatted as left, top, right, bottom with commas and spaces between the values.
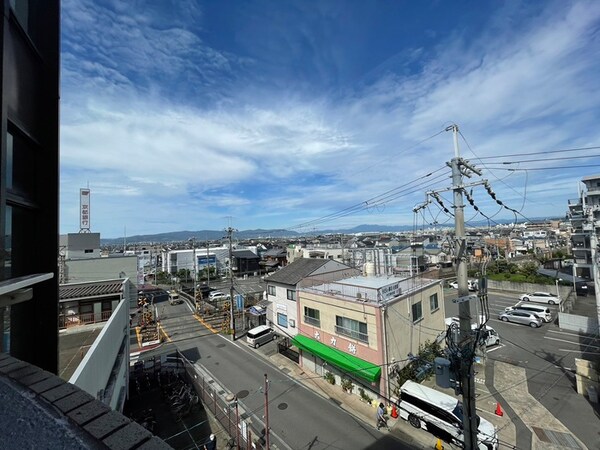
100, 217, 559, 245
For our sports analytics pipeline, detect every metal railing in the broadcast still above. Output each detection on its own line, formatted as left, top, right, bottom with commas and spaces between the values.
303, 315, 320, 327
335, 325, 368, 344
178, 351, 267, 449
58, 310, 112, 329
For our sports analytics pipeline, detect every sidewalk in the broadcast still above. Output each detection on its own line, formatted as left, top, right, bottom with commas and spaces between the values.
268, 345, 596, 450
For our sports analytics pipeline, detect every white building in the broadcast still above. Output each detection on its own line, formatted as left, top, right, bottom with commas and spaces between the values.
265, 259, 358, 337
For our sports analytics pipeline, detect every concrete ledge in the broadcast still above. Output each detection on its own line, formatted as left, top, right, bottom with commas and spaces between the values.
0, 352, 173, 450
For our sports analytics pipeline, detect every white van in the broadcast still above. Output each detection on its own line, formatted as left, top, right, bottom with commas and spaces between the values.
505, 303, 552, 322
246, 325, 276, 348
398, 380, 498, 450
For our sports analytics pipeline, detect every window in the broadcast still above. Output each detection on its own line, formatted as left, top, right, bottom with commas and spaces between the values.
429, 293, 439, 312
412, 301, 423, 322
286, 289, 296, 301
335, 316, 368, 343
267, 285, 276, 296
304, 307, 321, 327
84, 249, 93, 254
277, 312, 288, 328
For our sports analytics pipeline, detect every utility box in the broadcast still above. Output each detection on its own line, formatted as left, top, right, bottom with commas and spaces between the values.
434, 357, 452, 389
587, 385, 598, 404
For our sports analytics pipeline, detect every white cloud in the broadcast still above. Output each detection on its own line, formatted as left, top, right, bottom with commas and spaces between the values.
60, 0, 600, 237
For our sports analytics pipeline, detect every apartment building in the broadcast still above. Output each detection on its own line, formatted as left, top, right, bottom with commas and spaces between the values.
293, 274, 445, 398
568, 174, 600, 280
265, 258, 358, 337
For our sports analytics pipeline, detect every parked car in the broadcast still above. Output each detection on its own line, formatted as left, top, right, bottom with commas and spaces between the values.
505, 303, 552, 322
209, 291, 230, 301
519, 292, 560, 305
447, 280, 477, 290
498, 310, 543, 328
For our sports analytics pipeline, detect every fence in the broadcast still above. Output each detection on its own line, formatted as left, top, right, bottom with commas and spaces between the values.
59, 310, 113, 329
177, 350, 268, 449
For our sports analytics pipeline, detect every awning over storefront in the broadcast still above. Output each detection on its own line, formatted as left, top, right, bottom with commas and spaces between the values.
292, 334, 381, 383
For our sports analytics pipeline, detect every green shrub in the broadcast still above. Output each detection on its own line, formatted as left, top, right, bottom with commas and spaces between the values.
324, 371, 335, 385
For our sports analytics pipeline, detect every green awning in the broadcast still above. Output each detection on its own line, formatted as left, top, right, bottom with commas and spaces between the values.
292, 334, 381, 383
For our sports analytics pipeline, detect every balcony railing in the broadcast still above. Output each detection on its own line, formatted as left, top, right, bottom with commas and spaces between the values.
335, 325, 368, 344
59, 310, 113, 329
303, 315, 320, 327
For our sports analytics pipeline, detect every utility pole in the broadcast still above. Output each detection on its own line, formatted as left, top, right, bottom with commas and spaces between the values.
206, 238, 211, 288
191, 238, 197, 304
450, 124, 479, 449
264, 373, 270, 450
226, 226, 236, 340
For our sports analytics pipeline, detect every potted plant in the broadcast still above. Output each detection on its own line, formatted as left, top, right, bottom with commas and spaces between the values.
359, 387, 373, 403
324, 371, 335, 385
341, 378, 354, 393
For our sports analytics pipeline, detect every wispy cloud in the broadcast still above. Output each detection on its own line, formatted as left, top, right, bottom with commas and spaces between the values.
60, 0, 600, 237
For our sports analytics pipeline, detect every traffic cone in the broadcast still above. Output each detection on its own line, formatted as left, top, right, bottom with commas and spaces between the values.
391, 404, 398, 419
435, 438, 444, 450
495, 402, 504, 416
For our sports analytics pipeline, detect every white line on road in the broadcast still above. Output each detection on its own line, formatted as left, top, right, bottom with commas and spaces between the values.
544, 336, 600, 349
558, 348, 600, 355
547, 329, 600, 341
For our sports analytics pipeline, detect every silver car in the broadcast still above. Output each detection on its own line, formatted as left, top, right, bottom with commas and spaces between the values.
498, 310, 543, 328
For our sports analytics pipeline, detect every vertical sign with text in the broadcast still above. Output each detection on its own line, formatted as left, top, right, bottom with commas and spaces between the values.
80, 188, 91, 231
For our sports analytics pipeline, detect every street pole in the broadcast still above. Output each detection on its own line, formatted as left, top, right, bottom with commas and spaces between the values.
206, 238, 210, 288
451, 124, 478, 450
227, 227, 236, 340
192, 238, 197, 304
264, 373, 270, 450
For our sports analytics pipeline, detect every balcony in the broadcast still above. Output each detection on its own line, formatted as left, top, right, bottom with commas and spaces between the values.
335, 325, 369, 344
304, 315, 321, 327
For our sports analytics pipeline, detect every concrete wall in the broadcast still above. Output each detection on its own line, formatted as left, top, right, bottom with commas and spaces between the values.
487, 280, 570, 299
65, 256, 138, 284
557, 312, 599, 334
69, 297, 129, 412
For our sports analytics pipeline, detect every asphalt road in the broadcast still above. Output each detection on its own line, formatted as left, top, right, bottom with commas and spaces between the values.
444, 288, 600, 449
145, 298, 413, 450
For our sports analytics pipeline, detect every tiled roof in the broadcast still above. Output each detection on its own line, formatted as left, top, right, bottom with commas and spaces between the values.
60, 281, 123, 300
232, 249, 260, 259
265, 258, 329, 286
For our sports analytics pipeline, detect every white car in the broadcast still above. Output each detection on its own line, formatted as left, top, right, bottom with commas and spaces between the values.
448, 281, 459, 289
209, 291, 230, 301
519, 292, 560, 305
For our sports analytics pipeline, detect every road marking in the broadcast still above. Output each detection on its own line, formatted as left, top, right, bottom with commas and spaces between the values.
486, 345, 503, 353
558, 348, 600, 355
158, 323, 172, 342
547, 329, 600, 340
135, 326, 142, 349
544, 336, 600, 349
193, 313, 220, 334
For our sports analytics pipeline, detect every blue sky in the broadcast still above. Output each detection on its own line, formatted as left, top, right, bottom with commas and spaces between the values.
60, 0, 600, 238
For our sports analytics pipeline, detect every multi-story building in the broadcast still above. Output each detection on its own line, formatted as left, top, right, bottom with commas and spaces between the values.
265, 259, 358, 337
293, 274, 445, 399
0, 0, 60, 373
568, 174, 600, 281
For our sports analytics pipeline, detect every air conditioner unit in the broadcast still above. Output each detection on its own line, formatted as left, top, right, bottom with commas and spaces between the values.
356, 293, 362, 300
289, 319, 295, 328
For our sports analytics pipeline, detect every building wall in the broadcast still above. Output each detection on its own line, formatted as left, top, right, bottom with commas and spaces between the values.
1, 1, 60, 373
61, 233, 101, 259
268, 282, 299, 337
298, 291, 382, 359
69, 296, 130, 412
65, 256, 138, 284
